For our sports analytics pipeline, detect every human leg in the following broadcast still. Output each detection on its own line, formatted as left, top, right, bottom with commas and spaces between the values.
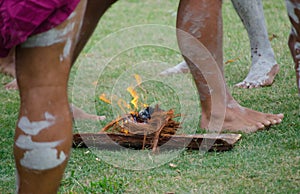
72, 0, 118, 63
0, 48, 15, 77
232, 0, 279, 88
0, 0, 118, 119
14, 0, 87, 193
161, 0, 279, 89
159, 60, 190, 76
68, 0, 118, 121
0, 51, 105, 120
177, 0, 283, 133
286, 0, 300, 95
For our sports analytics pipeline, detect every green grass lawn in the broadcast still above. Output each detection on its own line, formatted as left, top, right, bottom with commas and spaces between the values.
1, 0, 299, 193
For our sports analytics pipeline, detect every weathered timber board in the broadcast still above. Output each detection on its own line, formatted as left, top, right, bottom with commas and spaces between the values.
73, 133, 241, 152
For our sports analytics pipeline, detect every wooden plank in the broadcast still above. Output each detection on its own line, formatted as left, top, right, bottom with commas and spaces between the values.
72, 133, 241, 152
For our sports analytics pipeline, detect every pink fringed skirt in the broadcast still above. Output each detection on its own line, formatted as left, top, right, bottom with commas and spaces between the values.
0, 0, 80, 57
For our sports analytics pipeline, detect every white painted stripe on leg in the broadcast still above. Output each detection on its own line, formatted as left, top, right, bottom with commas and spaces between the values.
18, 112, 55, 135
20, 148, 67, 170
16, 135, 66, 170
15, 135, 64, 150
16, 112, 67, 170
286, 0, 300, 24
21, 22, 75, 48
60, 37, 72, 62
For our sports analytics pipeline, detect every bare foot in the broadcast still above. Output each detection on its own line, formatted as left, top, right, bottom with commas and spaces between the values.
4, 79, 18, 90
202, 100, 284, 133
0, 63, 15, 77
70, 104, 106, 121
161, 61, 279, 89
235, 62, 279, 88
159, 61, 190, 76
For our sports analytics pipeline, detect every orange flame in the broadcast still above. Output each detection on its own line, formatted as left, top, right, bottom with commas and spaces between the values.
99, 93, 111, 104
134, 74, 147, 93
127, 86, 139, 110
121, 129, 129, 134
118, 99, 131, 113
99, 75, 147, 112
134, 74, 142, 85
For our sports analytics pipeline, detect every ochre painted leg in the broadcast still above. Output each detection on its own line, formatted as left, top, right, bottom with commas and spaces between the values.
177, 0, 283, 133
286, 0, 300, 95
14, 0, 87, 193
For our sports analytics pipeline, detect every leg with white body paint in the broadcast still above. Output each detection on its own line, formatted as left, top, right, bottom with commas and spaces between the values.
161, 0, 279, 89
286, 0, 300, 95
233, 0, 279, 88
1, 0, 118, 120
177, 0, 284, 133
14, 1, 87, 193
1, 49, 106, 120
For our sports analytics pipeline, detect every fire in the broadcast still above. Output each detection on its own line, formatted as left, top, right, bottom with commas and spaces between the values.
99, 93, 111, 104
117, 99, 131, 114
134, 73, 146, 92
99, 74, 148, 114
134, 74, 142, 85
127, 86, 139, 110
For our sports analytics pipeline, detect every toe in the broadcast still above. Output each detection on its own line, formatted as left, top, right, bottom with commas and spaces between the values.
263, 120, 271, 126
249, 84, 256, 89
277, 113, 284, 119
235, 81, 245, 88
98, 115, 106, 121
253, 84, 261, 88
277, 118, 283, 123
256, 122, 265, 129
270, 119, 278, 125
266, 113, 284, 124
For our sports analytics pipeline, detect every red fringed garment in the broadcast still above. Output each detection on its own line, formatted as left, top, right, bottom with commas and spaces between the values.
0, 0, 80, 57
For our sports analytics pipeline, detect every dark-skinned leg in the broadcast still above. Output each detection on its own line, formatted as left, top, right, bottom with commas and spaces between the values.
69, 0, 118, 120
2, 1, 118, 120
72, 0, 118, 63
160, 0, 279, 85
286, 0, 300, 95
0, 48, 15, 77
14, 0, 87, 193
177, 0, 283, 133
